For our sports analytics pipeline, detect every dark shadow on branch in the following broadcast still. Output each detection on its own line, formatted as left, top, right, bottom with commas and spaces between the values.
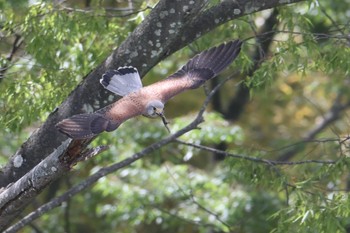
223, 9, 279, 121
277, 97, 350, 161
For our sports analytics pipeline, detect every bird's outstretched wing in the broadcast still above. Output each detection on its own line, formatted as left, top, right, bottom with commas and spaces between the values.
56, 112, 120, 139
56, 94, 145, 139
147, 40, 242, 102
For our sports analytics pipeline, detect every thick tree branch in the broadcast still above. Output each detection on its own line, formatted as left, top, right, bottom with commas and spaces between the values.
224, 9, 279, 121
0, 138, 108, 230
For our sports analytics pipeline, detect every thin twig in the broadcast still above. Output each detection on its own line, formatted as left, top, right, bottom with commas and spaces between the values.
175, 140, 337, 166
277, 99, 350, 161
318, 2, 348, 42
0, 34, 24, 79
244, 30, 350, 42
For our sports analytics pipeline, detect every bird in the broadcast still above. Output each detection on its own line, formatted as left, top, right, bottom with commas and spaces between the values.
56, 40, 242, 139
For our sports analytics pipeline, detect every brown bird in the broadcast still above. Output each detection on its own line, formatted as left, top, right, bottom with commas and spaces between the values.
56, 40, 242, 139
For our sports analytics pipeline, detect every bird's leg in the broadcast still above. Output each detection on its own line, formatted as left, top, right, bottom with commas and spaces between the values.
158, 112, 171, 133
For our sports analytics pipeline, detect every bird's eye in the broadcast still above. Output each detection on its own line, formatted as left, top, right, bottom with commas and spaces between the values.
152, 107, 156, 111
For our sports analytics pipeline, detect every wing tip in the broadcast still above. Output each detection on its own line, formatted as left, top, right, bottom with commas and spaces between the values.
169, 38, 242, 87
212, 39, 242, 73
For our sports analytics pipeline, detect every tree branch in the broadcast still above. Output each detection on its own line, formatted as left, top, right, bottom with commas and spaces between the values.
318, 1, 348, 42
277, 96, 350, 161
0, 139, 108, 230
0, 34, 24, 80
175, 140, 337, 166
224, 9, 279, 121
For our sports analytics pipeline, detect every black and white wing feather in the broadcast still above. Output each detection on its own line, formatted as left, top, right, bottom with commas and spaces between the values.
100, 66, 142, 96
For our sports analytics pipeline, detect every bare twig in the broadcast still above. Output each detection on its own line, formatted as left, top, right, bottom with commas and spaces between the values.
223, 9, 279, 121
244, 30, 350, 43
267, 137, 343, 153
0, 34, 24, 79
175, 140, 337, 166
318, 2, 349, 43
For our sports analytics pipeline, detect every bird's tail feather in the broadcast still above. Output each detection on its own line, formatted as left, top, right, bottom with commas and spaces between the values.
56, 113, 119, 139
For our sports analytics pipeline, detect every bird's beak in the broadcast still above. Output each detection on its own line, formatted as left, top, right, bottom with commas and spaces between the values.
155, 108, 164, 116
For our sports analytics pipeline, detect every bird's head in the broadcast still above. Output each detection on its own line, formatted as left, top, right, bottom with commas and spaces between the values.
145, 100, 164, 118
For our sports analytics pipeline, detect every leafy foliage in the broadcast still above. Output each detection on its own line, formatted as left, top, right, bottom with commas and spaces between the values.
0, 1, 134, 132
